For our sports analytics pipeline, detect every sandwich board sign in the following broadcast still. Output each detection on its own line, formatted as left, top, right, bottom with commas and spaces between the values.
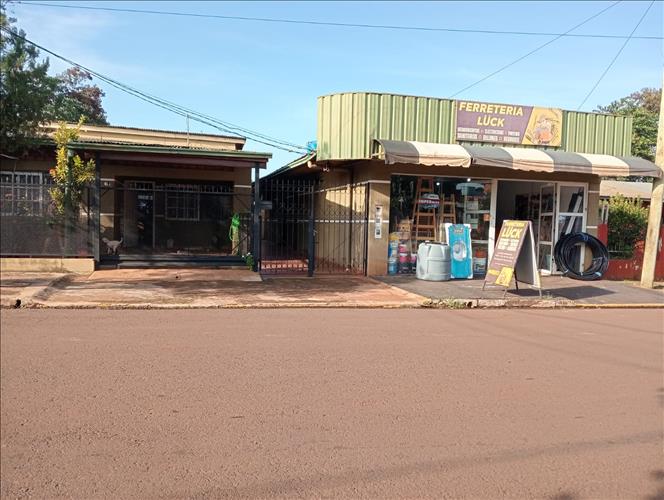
483, 220, 541, 295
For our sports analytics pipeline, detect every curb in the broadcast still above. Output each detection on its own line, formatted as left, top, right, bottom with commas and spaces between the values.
4, 302, 422, 310
2, 300, 662, 310
422, 298, 664, 309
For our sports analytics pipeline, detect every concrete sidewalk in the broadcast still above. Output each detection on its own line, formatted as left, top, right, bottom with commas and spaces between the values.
0, 272, 69, 308
378, 275, 664, 308
1, 269, 424, 309
1, 269, 662, 309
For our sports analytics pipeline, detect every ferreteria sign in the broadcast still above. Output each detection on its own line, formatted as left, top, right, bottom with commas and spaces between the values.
455, 100, 563, 147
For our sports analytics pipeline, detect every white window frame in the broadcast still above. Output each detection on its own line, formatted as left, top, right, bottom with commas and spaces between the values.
554, 182, 588, 273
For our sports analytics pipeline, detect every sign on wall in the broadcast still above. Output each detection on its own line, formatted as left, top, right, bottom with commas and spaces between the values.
456, 100, 563, 147
484, 220, 541, 290
374, 204, 383, 239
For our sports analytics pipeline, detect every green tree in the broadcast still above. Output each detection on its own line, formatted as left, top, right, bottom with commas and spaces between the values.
1, 4, 108, 154
596, 87, 660, 162
48, 119, 95, 254
0, 2, 57, 153
46, 67, 108, 125
49, 119, 95, 216
607, 195, 649, 257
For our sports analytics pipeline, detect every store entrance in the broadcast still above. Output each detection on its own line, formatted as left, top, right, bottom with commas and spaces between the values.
496, 180, 587, 274
496, 180, 552, 272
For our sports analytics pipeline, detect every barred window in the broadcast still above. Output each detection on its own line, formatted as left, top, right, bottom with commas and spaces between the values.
200, 183, 233, 194
0, 171, 53, 216
165, 184, 200, 221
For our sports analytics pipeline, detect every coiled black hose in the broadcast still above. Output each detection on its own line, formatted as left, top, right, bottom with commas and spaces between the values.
553, 232, 609, 281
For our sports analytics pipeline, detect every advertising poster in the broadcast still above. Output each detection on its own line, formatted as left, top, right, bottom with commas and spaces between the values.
445, 223, 473, 279
484, 220, 540, 289
456, 100, 563, 147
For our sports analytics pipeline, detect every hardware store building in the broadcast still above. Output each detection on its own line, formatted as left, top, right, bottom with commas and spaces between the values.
266, 92, 659, 277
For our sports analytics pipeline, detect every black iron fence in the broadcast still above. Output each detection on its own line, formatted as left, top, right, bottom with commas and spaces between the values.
97, 180, 253, 262
1, 182, 93, 257
0, 178, 253, 263
2, 174, 369, 275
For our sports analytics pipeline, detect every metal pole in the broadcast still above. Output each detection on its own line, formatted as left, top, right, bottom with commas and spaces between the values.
252, 164, 261, 272
347, 169, 354, 270
92, 153, 101, 266
363, 182, 370, 276
308, 182, 315, 277
640, 78, 664, 288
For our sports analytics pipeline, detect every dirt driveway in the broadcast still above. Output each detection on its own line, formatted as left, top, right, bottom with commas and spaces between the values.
1, 309, 663, 498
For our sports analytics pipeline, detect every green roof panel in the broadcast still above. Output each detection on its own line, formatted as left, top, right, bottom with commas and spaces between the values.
317, 92, 632, 161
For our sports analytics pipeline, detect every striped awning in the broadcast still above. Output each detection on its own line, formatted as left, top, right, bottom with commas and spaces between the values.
374, 139, 660, 178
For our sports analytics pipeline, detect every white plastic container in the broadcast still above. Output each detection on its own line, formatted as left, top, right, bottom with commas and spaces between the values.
416, 242, 451, 281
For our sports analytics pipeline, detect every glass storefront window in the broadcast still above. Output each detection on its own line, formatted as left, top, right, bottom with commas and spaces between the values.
389, 175, 491, 275
555, 184, 586, 273
558, 186, 585, 213
455, 179, 491, 275
538, 244, 552, 272
557, 214, 583, 237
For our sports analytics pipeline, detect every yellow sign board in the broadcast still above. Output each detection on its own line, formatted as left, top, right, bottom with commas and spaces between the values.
484, 220, 541, 291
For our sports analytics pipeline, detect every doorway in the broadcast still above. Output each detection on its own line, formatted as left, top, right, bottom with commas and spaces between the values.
124, 181, 155, 251
495, 180, 587, 274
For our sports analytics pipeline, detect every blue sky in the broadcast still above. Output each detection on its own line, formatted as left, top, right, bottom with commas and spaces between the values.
8, 0, 663, 170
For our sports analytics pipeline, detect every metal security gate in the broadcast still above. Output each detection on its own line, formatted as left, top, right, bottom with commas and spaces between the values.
314, 181, 368, 275
259, 178, 315, 274
259, 177, 368, 276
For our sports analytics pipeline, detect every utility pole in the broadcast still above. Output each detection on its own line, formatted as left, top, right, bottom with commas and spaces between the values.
640, 77, 664, 288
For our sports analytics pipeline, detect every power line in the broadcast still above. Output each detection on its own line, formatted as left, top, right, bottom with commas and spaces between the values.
0, 26, 308, 154
14, 0, 664, 40
448, 1, 622, 98
576, 0, 655, 110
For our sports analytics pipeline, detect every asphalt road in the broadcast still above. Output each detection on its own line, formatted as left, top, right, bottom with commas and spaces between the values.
1, 309, 662, 499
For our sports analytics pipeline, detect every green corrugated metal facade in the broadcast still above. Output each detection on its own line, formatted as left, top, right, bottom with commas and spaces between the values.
317, 92, 633, 161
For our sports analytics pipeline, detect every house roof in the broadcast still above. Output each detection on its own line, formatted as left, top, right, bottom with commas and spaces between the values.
262, 152, 317, 179
68, 141, 272, 167
43, 122, 246, 152
600, 180, 653, 199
